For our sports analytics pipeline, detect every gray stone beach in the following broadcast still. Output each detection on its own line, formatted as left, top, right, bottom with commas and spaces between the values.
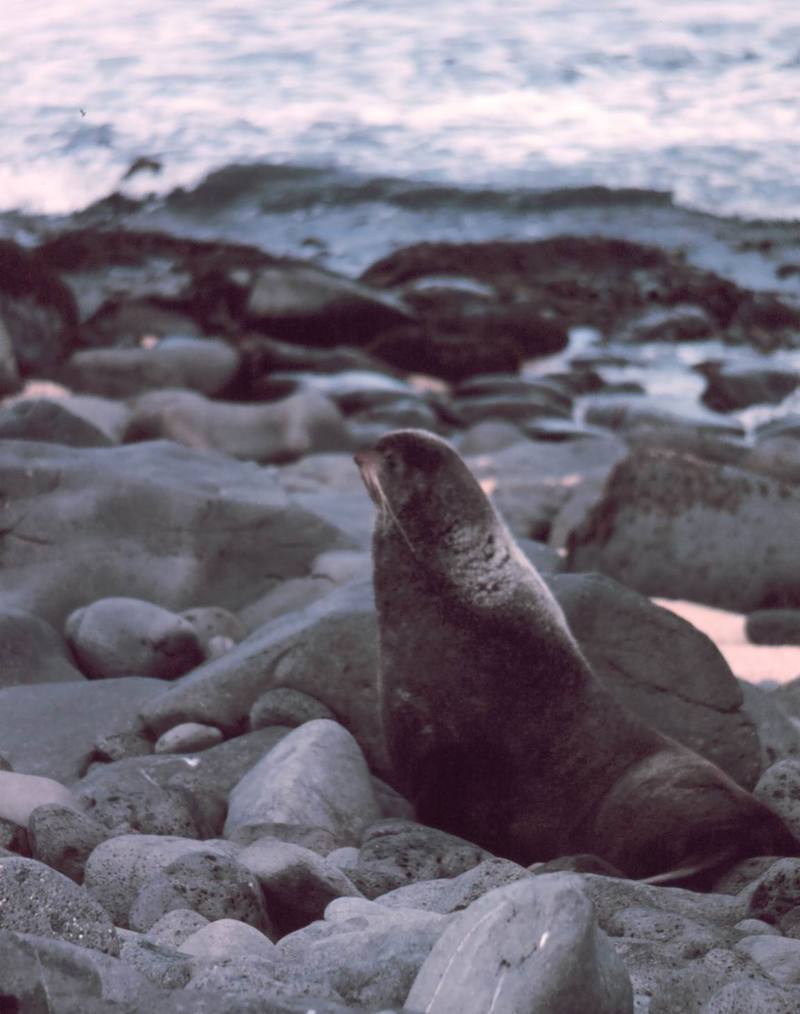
1, 213, 800, 1013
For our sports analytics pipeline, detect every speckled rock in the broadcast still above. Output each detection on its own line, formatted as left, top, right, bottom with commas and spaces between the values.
83, 834, 240, 928
224, 720, 380, 846
238, 838, 362, 935
0, 855, 119, 954
702, 978, 800, 1013
146, 909, 209, 949
377, 856, 532, 914
128, 848, 271, 935
66, 596, 205, 680
754, 760, 800, 840
27, 803, 110, 882
350, 820, 488, 899
735, 934, 800, 984
747, 859, 800, 924
77, 763, 202, 838
407, 874, 633, 1014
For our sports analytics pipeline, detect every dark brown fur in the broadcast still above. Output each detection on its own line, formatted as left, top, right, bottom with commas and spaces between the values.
356, 429, 797, 881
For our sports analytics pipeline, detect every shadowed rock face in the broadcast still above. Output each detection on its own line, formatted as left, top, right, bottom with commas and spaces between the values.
566, 448, 800, 612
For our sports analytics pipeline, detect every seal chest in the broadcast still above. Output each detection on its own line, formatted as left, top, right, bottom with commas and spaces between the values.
356, 428, 797, 880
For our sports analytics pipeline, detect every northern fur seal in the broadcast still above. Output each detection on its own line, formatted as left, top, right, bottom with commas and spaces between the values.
355, 429, 797, 880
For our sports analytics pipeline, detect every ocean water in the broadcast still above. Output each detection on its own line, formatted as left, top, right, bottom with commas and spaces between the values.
4, 0, 800, 221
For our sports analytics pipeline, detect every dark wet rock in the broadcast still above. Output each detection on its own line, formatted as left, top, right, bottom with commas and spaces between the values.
368, 307, 567, 381
566, 448, 800, 612
0, 238, 79, 376
549, 572, 763, 788
76, 727, 290, 841
0, 439, 350, 626
139, 578, 385, 771
0, 929, 156, 1011
243, 262, 413, 346
747, 610, 800, 646
66, 597, 204, 680
249, 687, 336, 730
236, 334, 397, 398
0, 855, 119, 954
0, 396, 113, 447
81, 298, 204, 346
0, 608, 85, 687
61, 336, 240, 398
28, 803, 111, 883
350, 821, 488, 900
128, 849, 271, 935
83, 834, 241, 928
125, 387, 350, 461
407, 874, 633, 1014
532, 853, 627, 878
223, 720, 380, 846
454, 373, 573, 407
33, 226, 273, 330
238, 838, 362, 935
0, 677, 165, 780
697, 362, 800, 413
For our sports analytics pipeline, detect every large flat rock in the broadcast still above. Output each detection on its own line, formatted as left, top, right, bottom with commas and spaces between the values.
0, 439, 353, 625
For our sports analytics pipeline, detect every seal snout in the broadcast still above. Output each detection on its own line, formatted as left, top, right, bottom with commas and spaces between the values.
354, 448, 384, 505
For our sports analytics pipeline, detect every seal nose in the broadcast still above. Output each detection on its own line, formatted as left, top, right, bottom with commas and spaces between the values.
354, 449, 379, 470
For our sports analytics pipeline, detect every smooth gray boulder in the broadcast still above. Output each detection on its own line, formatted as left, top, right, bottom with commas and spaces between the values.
407, 874, 633, 1014
549, 572, 763, 788
0, 438, 351, 625
224, 720, 380, 847
66, 597, 204, 679
567, 448, 800, 611
0, 855, 119, 954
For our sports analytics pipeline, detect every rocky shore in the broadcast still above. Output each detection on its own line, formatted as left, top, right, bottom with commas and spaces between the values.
2, 214, 800, 1013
